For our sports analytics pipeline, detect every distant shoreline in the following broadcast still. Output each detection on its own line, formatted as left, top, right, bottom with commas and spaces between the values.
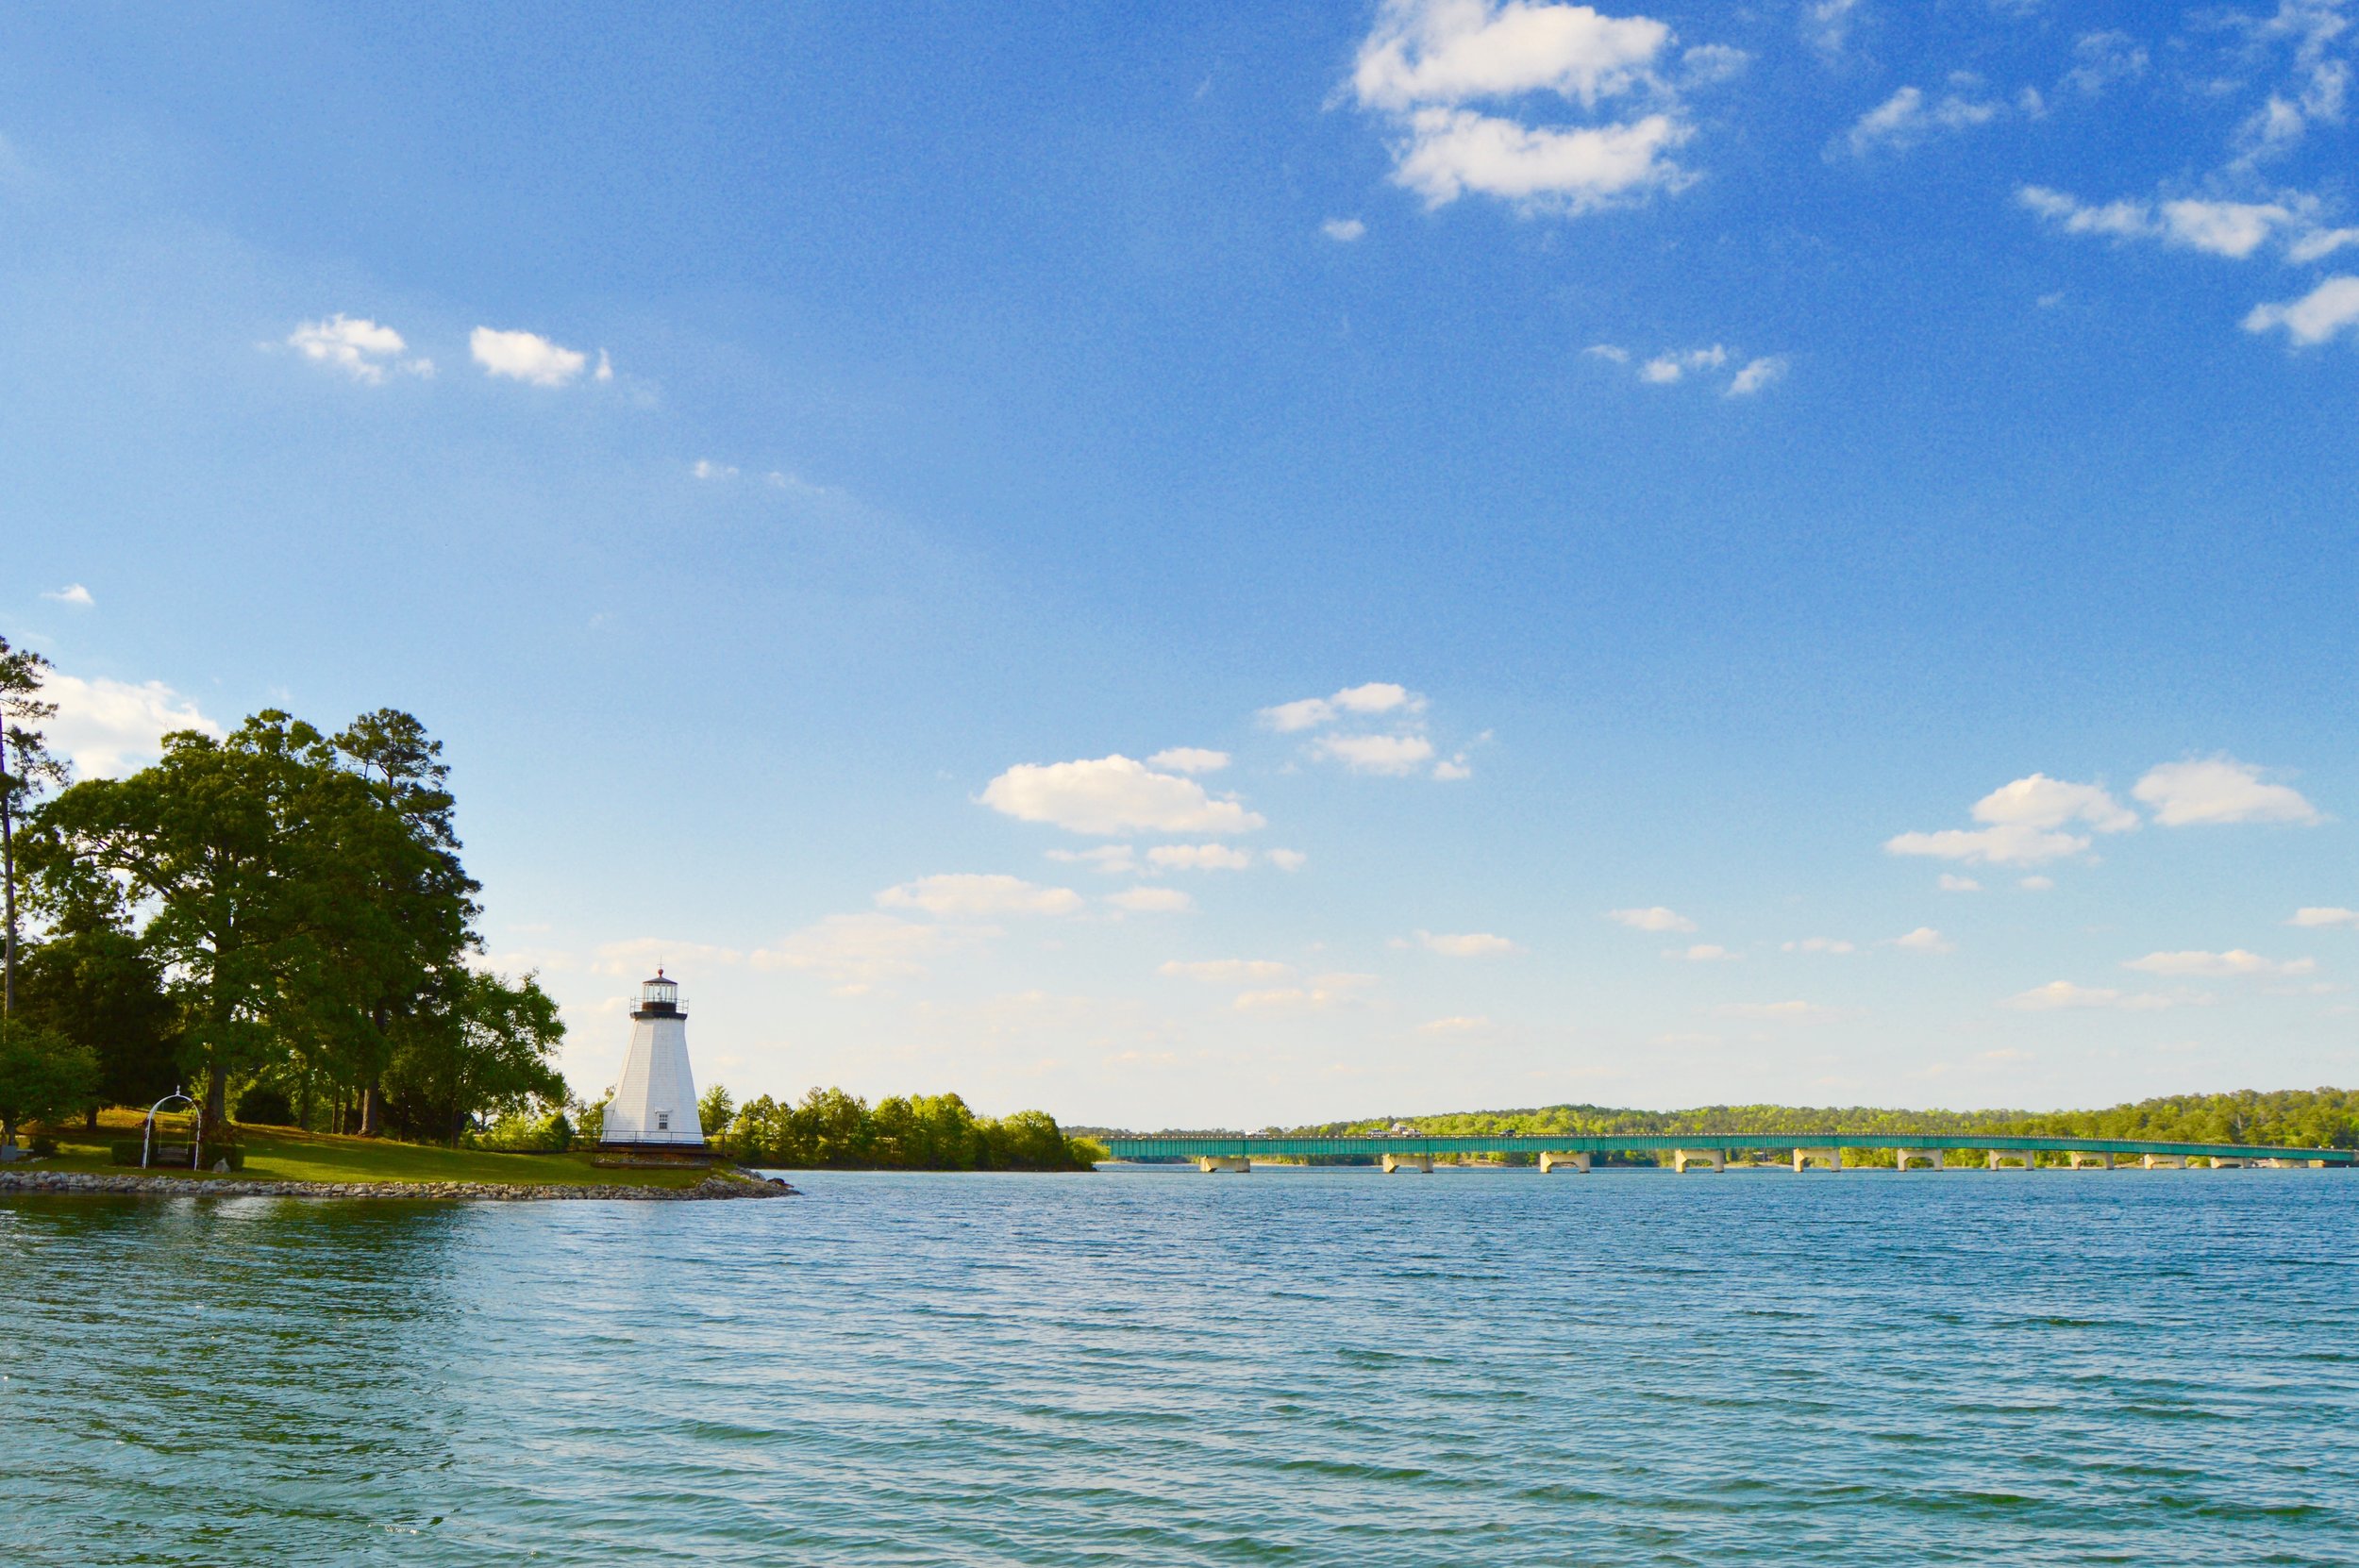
0, 1171, 794, 1201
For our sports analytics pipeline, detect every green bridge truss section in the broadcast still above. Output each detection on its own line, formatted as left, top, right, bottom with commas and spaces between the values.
1103, 1133, 2354, 1163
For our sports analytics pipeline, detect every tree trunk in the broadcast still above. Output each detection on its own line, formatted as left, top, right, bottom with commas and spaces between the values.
206, 1062, 227, 1127
84, 1105, 99, 1132
360, 1082, 383, 1137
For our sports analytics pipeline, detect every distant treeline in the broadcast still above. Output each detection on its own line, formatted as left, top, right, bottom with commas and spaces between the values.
1295, 1089, 2359, 1151
693, 1086, 1103, 1172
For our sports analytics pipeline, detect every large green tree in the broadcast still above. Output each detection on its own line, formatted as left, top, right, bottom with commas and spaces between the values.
0, 636, 67, 1019
30, 712, 368, 1123
0, 1019, 98, 1146
380, 969, 566, 1145
15, 912, 180, 1126
328, 709, 480, 1135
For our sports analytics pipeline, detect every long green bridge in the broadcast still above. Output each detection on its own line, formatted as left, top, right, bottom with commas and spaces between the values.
1102, 1132, 2355, 1173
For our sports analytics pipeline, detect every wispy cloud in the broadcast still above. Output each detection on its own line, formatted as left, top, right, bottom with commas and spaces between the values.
286, 314, 433, 383
1610, 905, 1696, 932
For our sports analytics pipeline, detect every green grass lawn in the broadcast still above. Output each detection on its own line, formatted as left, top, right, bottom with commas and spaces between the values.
25, 1109, 711, 1189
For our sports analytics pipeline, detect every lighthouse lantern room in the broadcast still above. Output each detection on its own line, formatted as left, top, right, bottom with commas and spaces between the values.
602, 969, 706, 1149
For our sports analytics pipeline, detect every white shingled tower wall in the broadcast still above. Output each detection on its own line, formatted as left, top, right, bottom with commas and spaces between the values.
602, 971, 706, 1147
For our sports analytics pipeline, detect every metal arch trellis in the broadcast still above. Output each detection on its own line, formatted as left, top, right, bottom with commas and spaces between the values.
141, 1088, 202, 1172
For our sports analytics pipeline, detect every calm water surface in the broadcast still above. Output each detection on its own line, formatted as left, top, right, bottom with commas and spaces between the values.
4, 1167, 2356, 1564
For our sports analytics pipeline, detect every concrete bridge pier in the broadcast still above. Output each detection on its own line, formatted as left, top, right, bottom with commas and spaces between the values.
1195, 1156, 1249, 1173
2142, 1153, 2186, 1170
1380, 1152, 1432, 1174
1792, 1146, 1841, 1172
1986, 1150, 2035, 1170
2208, 1157, 2247, 1169
1537, 1151, 1590, 1174
2066, 1151, 2114, 1170
1894, 1148, 1943, 1171
1671, 1148, 1726, 1174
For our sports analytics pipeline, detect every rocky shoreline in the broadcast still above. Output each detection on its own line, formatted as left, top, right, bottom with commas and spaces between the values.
0, 1170, 795, 1201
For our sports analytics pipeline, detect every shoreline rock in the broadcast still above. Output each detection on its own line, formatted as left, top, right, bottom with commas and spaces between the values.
0, 1170, 795, 1202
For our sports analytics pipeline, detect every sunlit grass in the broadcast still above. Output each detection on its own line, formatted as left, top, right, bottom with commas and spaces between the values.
29, 1108, 707, 1189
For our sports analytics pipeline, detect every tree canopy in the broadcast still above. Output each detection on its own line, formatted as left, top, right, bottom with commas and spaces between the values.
21, 703, 560, 1142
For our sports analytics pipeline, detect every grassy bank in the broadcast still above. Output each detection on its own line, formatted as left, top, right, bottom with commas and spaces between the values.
22, 1109, 711, 1190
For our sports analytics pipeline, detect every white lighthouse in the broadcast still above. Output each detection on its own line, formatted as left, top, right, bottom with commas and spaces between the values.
601, 970, 706, 1149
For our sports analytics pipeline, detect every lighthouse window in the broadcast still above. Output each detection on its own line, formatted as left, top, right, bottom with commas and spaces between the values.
656, 1111, 670, 1131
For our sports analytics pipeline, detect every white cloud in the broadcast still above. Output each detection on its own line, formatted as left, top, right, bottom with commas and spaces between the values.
2018, 187, 2316, 261
1638, 344, 1726, 384
876, 874, 1083, 918
286, 313, 431, 384
42, 584, 93, 608
470, 326, 590, 386
1782, 937, 1855, 954
1391, 110, 1693, 211
1159, 959, 1295, 983
692, 459, 739, 480
1840, 84, 2006, 158
2004, 979, 2200, 1010
1266, 848, 1310, 872
2244, 275, 2359, 345
2019, 875, 2055, 892
1939, 874, 1983, 892
2289, 907, 2358, 927
1803, 0, 1862, 61
594, 349, 614, 382
2122, 948, 2314, 977
1416, 929, 1521, 957
2063, 30, 2148, 96
1108, 887, 1196, 914
1323, 217, 1368, 242
1046, 844, 1139, 875
1888, 926, 1956, 954
1715, 1000, 1836, 1021
751, 913, 955, 985
1146, 842, 1254, 872
1353, 0, 1672, 109
1349, 0, 1700, 215
2133, 757, 2320, 826
42, 673, 223, 777
1974, 773, 2141, 832
1725, 356, 1786, 395
1313, 732, 1436, 775
1146, 746, 1230, 775
1261, 697, 1338, 732
1885, 825, 2089, 864
1233, 973, 1377, 1012
2286, 227, 2359, 263
1610, 905, 1695, 932
1420, 1014, 1494, 1034
1885, 772, 2136, 864
1336, 681, 1422, 715
979, 755, 1265, 836
1585, 342, 1631, 362
1431, 755, 1474, 780
1672, 943, 1738, 961
1260, 681, 1428, 733
591, 938, 744, 976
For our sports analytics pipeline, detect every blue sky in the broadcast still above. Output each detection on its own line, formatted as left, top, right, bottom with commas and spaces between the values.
8, 0, 2355, 1127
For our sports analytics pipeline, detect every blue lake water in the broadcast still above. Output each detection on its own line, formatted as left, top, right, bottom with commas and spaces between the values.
5, 1166, 2357, 1564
